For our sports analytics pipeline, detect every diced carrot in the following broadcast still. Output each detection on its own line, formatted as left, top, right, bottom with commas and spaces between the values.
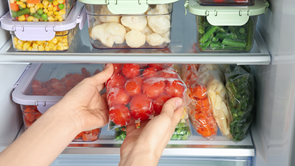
10, 3, 19, 12
92, 129, 100, 136
191, 85, 207, 100
27, 0, 41, 4
24, 112, 36, 122
196, 98, 210, 111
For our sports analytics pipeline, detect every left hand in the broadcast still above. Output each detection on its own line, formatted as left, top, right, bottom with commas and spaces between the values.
50, 64, 114, 132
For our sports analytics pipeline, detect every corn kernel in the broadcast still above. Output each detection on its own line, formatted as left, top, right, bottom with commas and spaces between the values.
33, 18, 39, 22
18, 15, 26, 21
16, 1, 24, 5
53, 46, 57, 51
13, 37, 18, 42
53, 7, 57, 11
47, 11, 53, 16
36, 41, 43, 45
58, 17, 63, 22
27, 47, 33, 51
13, 41, 18, 46
23, 42, 30, 49
21, 4, 26, 8
49, 43, 54, 48
57, 46, 63, 51
38, 45, 45, 51
58, 0, 64, 3
38, 4, 44, 8
48, 5, 53, 11
54, 11, 60, 16
16, 45, 22, 50
43, 0, 49, 6
30, 7, 36, 14
32, 43, 38, 49
52, 38, 58, 44
59, 10, 66, 15
27, 16, 34, 22
44, 8, 49, 13
53, 1, 59, 6
27, 4, 35, 8
34, 5, 40, 10
45, 46, 51, 51
62, 38, 68, 43
48, 16, 54, 22
20, 0, 26, 2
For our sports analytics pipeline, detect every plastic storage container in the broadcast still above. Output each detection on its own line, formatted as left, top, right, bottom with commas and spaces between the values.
197, 0, 254, 6
8, 0, 77, 22
12, 63, 103, 142
0, 2, 86, 51
196, 16, 257, 52
186, 0, 269, 52
11, 26, 78, 51
79, 0, 179, 49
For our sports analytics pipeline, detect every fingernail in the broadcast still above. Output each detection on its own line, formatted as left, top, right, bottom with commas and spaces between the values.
105, 63, 111, 68
176, 99, 182, 107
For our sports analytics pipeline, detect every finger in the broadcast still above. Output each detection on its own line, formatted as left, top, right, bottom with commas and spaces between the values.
88, 64, 114, 87
172, 107, 185, 128
101, 93, 107, 100
161, 97, 183, 118
126, 118, 136, 134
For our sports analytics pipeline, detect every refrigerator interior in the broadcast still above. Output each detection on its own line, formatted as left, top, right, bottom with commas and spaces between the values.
1, 0, 295, 165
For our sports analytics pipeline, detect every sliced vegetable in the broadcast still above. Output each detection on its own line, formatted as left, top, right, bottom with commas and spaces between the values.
10, 3, 19, 12
199, 26, 218, 43
222, 38, 247, 47
12, 8, 30, 18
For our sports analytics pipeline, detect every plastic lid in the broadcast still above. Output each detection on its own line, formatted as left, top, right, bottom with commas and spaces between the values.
0, 2, 86, 41
79, 0, 179, 14
185, 0, 269, 26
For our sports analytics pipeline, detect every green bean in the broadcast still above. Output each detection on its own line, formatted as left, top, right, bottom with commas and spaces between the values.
216, 33, 237, 39
222, 38, 247, 47
217, 26, 226, 33
199, 26, 218, 43
11, 8, 30, 18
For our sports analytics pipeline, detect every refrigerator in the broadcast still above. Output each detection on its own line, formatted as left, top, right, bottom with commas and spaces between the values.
0, 0, 294, 165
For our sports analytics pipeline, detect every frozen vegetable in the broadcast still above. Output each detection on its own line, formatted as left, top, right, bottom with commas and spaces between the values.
197, 16, 254, 52
198, 64, 232, 139
22, 105, 101, 141
12, 28, 76, 51
9, 0, 76, 22
182, 64, 217, 140
31, 67, 95, 96
107, 64, 189, 130
225, 65, 255, 141
89, 5, 171, 48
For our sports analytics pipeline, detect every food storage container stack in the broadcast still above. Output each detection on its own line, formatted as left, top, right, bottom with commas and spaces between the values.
12, 63, 102, 142
78, 0, 179, 49
186, 0, 268, 52
0, 2, 86, 52
8, 0, 77, 22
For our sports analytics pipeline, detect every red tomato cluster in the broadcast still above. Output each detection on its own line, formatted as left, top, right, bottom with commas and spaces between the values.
31, 68, 99, 96
107, 64, 186, 127
23, 105, 100, 142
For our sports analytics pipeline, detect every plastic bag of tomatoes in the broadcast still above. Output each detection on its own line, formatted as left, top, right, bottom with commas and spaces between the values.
181, 64, 218, 140
106, 63, 191, 130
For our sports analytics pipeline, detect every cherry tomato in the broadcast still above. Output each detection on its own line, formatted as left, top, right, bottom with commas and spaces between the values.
130, 94, 153, 121
165, 80, 185, 98
158, 68, 178, 78
212, 0, 225, 2
153, 94, 171, 115
107, 88, 130, 106
125, 78, 142, 96
142, 67, 158, 78
122, 64, 140, 78
113, 64, 123, 73
148, 64, 165, 70
143, 79, 165, 99
106, 73, 126, 90
109, 105, 131, 126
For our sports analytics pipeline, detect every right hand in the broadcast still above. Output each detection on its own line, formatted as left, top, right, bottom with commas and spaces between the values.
119, 98, 184, 166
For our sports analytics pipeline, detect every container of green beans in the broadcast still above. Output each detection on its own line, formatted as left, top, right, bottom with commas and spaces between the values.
196, 16, 257, 52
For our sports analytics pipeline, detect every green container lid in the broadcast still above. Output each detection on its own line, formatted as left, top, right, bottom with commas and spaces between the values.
79, 0, 179, 14
185, 0, 269, 26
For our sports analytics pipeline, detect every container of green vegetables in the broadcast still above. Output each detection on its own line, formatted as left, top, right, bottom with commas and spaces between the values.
185, 0, 269, 52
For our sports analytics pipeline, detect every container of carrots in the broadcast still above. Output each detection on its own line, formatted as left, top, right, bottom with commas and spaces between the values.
13, 63, 103, 142
8, 0, 77, 22
181, 64, 218, 140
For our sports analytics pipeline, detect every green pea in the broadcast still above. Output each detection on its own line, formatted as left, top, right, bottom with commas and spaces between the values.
37, 9, 43, 15
58, 4, 65, 10
41, 13, 48, 21
32, 13, 40, 19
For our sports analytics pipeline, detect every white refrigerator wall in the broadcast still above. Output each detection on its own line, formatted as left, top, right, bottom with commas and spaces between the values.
254, 0, 295, 165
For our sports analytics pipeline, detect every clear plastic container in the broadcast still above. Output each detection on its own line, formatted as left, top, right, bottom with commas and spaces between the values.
11, 25, 78, 51
8, 0, 77, 22
85, 4, 172, 49
197, 0, 254, 6
13, 63, 103, 142
197, 16, 257, 52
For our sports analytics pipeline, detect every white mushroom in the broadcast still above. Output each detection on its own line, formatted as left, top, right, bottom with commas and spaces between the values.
141, 26, 153, 36
99, 5, 120, 23
148, 16, 170, 34
121, 16, 147, 31
125, 30, 146, 48
146, 33, 165, 46
160, 31, 171, 43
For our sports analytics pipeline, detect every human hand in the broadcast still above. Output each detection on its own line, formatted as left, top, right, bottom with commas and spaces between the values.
119, 97, 184, 166
50, 64, 114, 132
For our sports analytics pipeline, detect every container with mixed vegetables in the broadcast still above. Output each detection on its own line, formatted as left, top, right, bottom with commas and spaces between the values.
8, 0, 76, 22
197, 16, 256, 52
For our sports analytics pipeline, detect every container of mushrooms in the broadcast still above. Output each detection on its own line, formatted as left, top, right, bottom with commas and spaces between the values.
84, 3, 173, 49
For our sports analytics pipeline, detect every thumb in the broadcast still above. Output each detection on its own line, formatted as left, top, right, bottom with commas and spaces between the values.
89, 64, 114, 87
161, 98, 184, 126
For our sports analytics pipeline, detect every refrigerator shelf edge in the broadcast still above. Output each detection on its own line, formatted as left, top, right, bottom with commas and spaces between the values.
0, 1, 270, 65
